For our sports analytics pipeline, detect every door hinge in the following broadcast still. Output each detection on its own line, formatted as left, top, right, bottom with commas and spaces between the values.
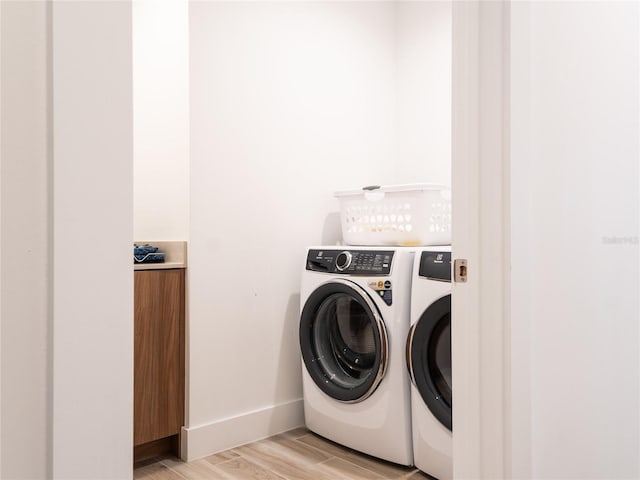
454, 259, 468, 283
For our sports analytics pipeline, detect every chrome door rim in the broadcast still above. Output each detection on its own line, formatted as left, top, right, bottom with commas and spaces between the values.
299, 279, 388, 403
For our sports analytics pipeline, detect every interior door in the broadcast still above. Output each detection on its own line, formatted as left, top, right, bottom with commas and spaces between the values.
452, 1, 510, 477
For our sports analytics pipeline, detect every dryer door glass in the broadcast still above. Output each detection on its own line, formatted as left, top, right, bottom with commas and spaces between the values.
428, 316, 452, 405
300, 281, 388, 403
408, 294, 452, 431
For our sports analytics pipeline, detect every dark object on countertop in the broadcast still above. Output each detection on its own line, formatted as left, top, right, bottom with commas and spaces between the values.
134, 244, 158, 255
134, 244, 165, 264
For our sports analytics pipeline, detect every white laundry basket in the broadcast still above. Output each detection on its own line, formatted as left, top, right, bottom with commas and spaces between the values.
334, 184, 451, 246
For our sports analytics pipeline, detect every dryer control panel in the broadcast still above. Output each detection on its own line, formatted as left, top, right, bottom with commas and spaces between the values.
306, 249, 394, 275
419, 250, 452, 282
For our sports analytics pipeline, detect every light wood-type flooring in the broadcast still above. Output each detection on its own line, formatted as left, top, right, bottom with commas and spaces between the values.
134, 427, 433, 480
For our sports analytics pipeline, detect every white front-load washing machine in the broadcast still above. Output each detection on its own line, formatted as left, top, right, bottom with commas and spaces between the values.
406, 247, 452, 479
299, 246, 414, 466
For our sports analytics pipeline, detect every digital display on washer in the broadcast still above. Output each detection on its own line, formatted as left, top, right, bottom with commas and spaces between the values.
306, 249, 394, 275
418, 251, 452, 282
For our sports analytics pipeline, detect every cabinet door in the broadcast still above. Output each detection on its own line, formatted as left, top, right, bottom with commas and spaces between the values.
134, 269, 185, 446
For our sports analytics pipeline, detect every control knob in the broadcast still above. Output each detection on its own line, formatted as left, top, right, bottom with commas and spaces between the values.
336, 251, 352, 271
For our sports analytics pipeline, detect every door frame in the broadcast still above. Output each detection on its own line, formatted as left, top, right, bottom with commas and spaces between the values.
451, 1, 513, 478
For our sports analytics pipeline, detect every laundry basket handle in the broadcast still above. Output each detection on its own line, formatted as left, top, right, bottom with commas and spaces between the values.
362, 185, 385, 201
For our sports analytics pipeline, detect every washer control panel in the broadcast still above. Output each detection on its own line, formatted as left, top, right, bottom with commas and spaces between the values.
418, 250, 452, 282
306, 249, 394, 275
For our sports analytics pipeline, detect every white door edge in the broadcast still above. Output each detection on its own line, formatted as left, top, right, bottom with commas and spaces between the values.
451, 1, 514, 478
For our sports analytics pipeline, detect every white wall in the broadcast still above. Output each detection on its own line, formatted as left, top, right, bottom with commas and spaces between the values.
510, 2, 639, 478
187, 1, 396, 457
132, 0, 451, 242
133, 0, 189, 241
51, 2, 133, 478
187, 1, 451, 459
395, 1, 451, 186
1, 2, 50, 478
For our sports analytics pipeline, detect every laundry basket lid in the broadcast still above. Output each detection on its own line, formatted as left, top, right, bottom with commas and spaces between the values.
334, 183, 449, 197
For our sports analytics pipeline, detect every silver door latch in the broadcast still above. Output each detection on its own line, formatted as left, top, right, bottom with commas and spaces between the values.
453, 259, 468, 283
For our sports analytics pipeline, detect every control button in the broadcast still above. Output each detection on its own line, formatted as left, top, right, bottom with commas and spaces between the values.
384, 280, 391, 289
336, 251, 353, 271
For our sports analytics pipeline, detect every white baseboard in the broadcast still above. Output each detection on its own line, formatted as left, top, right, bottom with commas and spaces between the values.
181, 398, 304, 461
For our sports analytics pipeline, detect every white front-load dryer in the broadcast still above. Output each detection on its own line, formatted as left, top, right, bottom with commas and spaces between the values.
407, 247, 452, 479
299, 246, 414, 466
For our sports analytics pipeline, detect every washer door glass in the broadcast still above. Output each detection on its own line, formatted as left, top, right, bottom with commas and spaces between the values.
407, 294, 452, 430
299, 280, 388, 403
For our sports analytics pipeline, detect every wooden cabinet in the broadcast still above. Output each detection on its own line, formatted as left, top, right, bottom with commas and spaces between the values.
134, 268, 185, 462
